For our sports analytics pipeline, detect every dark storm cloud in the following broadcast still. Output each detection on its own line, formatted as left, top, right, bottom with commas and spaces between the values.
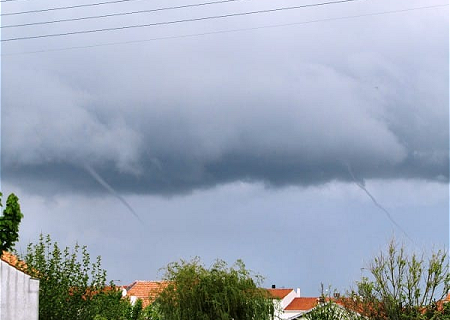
2, 0, 448, 196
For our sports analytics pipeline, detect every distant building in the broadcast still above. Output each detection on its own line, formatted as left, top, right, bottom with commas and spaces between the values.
122, 280, 168, 307
267, 286, 357, 319
267, 286, 312, 319
0, 251, 39, 320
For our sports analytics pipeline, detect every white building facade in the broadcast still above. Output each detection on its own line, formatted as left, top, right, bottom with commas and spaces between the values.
0, 257, 39, 320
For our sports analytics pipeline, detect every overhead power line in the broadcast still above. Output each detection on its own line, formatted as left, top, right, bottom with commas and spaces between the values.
0, 0, 33, 3
1, 0, 152, 16
2, 3, 447, 56
1, 0, 247, 28
0, 0, 37, 3
1, 0, 366, 42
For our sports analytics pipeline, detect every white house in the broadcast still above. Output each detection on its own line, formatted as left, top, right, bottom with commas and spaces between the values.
291, 300, 363, 320
0, 251, 39, 320
267, 286, 320, 319
267, 286, 357, 320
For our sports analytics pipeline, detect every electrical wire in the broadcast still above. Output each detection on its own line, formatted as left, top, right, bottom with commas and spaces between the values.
0, 0, 33, 2
0, 0, 36, 3
2, 3, 446, 56
1, 0, 367, 42
1, 0, 247, 28
1, 0, 155, 16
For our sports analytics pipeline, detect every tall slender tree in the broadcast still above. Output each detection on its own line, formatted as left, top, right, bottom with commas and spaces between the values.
0, 192, 23, 255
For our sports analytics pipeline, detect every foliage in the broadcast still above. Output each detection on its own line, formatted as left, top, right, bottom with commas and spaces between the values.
23, 234, 140, 320
305, 299, 354, 320
130, 299, 144, 320
0, 193, 23, 255
304, 285, 357, 320
345, 239, 450, 320
154, 257, 275, 320
90, 288, 143, 320
138, 302, 161, 320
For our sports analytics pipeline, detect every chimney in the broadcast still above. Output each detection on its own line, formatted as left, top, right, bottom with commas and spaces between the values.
271, 285, 276, 289
296, 288, 301, 297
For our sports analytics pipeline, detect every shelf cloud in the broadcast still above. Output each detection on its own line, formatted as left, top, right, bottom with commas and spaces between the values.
2, 1, 448, 196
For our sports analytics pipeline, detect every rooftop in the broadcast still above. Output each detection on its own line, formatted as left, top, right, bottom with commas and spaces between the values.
285, 297, 319, 311
125, 281, 168, 307
1, 251, 27, 272
267, 288, 294, 299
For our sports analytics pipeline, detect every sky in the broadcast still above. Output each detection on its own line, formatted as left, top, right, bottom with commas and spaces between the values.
1, 0, 449, 295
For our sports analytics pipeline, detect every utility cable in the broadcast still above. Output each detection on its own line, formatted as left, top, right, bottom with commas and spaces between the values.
2, 3, 446, 55
1, 0, 366, 42
1, 0, 155, 16
1, 0, 247, 28
0, 0, 35, 3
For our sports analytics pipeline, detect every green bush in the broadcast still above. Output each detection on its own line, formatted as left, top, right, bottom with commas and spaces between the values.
23, 234, 140, 320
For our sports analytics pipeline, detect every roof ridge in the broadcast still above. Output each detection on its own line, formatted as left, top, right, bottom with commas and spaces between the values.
1, 251, 28, 273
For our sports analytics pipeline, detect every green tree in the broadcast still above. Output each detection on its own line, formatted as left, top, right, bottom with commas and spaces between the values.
23, 234, 138, 320
154, 257, 275, 320
0, 193, 23, 255
345, 240, 450, 320
304, 285, 358, 320
305, 299, 355, 320
139, 302, 161, 320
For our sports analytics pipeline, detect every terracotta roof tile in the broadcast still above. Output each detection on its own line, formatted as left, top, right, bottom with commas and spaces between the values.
1, 251, 27, 272
125, 281, 168, 307
285, 297, 319, 311
267, 288, 294, 299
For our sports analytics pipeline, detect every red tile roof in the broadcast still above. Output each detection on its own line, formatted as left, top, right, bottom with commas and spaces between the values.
1, 251, 27, 272
285, 297, 319, 311
125, 281, 168, 307
267, 288, 294, 299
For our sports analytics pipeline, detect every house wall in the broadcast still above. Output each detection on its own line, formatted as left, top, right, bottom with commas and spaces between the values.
273, 289, 302, 319
0, 260, 39, 320
281, 290, 300, 309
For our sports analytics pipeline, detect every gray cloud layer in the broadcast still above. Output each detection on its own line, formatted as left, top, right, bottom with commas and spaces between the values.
2, 0, 448, 195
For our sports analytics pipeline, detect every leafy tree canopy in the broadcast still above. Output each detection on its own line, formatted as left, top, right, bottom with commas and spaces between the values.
345, 239, 450, 320
23, 234, 141, 320
0, 192, 23, 255
154, 257, 275, 320
305, 299, 358, 320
